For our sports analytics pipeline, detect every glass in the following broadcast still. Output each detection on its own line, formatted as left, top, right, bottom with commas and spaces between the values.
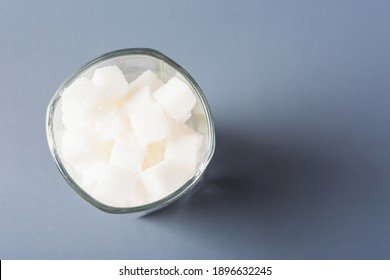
46, 48, 215, 215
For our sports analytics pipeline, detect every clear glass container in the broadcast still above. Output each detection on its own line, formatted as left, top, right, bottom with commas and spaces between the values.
46, 48, 215, 215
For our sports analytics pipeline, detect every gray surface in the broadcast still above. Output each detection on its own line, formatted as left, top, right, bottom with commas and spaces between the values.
1, 0, 390, 259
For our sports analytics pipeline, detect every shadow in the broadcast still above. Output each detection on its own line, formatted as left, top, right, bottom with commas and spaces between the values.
141, 121, 353, 258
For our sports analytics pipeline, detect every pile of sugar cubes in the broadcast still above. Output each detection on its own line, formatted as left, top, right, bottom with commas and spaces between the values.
60, 65, 204, 207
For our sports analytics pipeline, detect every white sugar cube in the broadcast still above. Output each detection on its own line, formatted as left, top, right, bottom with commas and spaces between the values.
129, 181, 148, 207
92, 65, 129, 101
177, 111, 192, 123
62, 111, 95, 130
61, 128, 99, 165
123, 86, 155, 117
153, 77, 196, 122
93, 165, 145, 207
192, 98, 205, 115
139, 159, 194, 203
64, 163, 83, 188
97, 140, 115, 161
130, 103, 170, 145
110, 135, 146, 173
61, 78, 102, 119
170, 120, 198, 135
128, 70, 163, 94
185, 114, 208, 135
76, 160, 107, 192
165, 128, 203, 173
142, 139, 166, 171
94, 109, 130, 141
62, 111, 81, 129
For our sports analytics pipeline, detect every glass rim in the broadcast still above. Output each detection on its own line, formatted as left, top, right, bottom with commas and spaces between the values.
46, 48, 216, 215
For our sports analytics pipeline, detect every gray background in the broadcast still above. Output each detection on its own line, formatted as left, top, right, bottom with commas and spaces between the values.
1, 0, 389, 259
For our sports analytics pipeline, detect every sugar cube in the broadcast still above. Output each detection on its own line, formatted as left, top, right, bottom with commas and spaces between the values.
61, 128, 99, 165
192, 97, 205, 115
130, 103, 170, 145
94, 109, 130, 141
76, 160, 107, 193
109, 134, 146, 173
123, 86, 155, 117
128, 70, 163, 94
139, 159, 194, 203
93, 165, 142, 207
129, 181, 148, 207
91, 65, 129, 101
185, 114, 208, 135
153, 77, 196, 122
165, 128, 203, 174
142, 139, 166, 170
61, 78, 102, 119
